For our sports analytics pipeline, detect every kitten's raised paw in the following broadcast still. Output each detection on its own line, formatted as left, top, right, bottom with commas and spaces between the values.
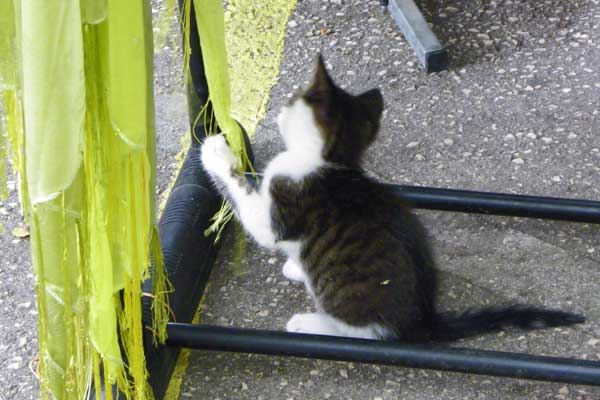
282, 259, 306, 283
201, 134, 237, 176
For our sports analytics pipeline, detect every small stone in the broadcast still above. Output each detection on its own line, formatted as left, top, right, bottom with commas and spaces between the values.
587, 338, 599, 346
17, 337, 27, 348
241, 382, 248, 390
11, 226, 29, 238
7, 362, 20, 370
541, 137, 553, 144
268, 257, 278, 265
567, 133, 578, 139
377, 70, 387, 77
443, 139, 454, 146
310, 370, 320, 376
257, 310, 269, 317
551, 176, 561, 182
17, 301, 31, 309
339, 369, 348, 378
526, 132, 537, 140
561, 88, 572, 93
512, 158, 525, 165
414, 154, 426, 161
406, 141, 419, 148
504, 134, 515, 141
288, 20, 298, 28
558, 386, 569, 395
462, 89, 472, 96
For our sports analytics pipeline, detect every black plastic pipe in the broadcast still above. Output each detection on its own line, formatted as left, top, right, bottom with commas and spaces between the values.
142, 2, 221, 399
166, 324, 600, 387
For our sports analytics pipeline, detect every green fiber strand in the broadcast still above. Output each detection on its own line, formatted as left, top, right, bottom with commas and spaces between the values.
191, 0, 245, 164
151, 226, 173, 346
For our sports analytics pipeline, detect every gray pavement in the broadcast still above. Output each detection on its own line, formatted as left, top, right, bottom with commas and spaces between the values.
180, 0, 600, 399
1, 0, 599, 399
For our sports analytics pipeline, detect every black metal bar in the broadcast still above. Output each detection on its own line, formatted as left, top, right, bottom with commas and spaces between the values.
388, 0, 448, 73
394, 185, 600, 224
166, 324, 600, 387
245, 174, 600, 223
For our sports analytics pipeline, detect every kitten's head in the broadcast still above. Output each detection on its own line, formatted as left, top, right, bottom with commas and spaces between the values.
277, 54, 384, 167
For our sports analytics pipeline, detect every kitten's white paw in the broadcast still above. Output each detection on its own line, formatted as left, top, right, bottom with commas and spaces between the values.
282, 259, 305, 283
286, 313, 334, 335
201, 134, 237, 176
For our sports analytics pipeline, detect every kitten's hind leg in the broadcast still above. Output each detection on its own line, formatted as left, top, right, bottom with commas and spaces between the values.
282, 259, 306, 283
286, 313, 388, 339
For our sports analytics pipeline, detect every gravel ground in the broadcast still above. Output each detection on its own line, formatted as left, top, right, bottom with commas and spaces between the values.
180, 0, 600, 399
1, 0, 599, 399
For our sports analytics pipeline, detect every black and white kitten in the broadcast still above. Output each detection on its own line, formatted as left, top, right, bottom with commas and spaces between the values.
200, 55, 584, 342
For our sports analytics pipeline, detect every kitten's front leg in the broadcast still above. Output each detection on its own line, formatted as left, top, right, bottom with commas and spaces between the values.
200, 134, 239, 182
201, 135, 276, 249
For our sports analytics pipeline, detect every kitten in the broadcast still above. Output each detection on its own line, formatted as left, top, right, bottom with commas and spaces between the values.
200, 55, 584, 342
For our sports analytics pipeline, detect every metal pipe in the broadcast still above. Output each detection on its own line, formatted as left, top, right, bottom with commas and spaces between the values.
387, 0, 448, 72
245, 174, 600, 223
166, 324, 600, 386
393, 185, 600, 224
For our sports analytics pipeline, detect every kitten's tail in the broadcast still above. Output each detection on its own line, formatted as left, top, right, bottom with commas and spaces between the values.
429, 305, 585, 342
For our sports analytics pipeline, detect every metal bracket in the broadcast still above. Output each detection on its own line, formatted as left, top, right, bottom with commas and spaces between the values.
387, 0, 448, 73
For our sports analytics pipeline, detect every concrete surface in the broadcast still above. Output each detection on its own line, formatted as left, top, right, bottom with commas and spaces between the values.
1, 0, 599, 399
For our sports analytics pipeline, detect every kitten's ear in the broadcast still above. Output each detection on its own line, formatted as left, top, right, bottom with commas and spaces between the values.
305, 54, 335, 103
358, 88, 384, 123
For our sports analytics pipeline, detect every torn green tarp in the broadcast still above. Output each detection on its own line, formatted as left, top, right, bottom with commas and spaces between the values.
0, 1, 168, 398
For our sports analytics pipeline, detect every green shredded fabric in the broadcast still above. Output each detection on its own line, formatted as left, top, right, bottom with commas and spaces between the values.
0, 1, 169, 399
0, 0, 297, 397
191, 0, 250, 170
